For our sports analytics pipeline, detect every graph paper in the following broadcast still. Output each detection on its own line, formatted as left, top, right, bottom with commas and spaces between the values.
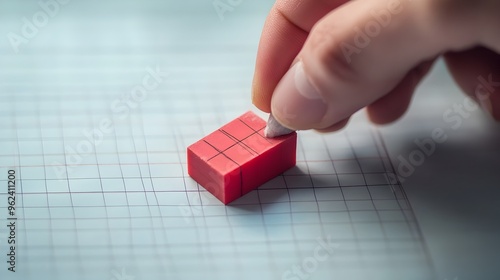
0, 2, 434, 280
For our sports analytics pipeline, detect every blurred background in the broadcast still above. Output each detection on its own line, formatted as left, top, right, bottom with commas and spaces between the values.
1, 1, 499, 279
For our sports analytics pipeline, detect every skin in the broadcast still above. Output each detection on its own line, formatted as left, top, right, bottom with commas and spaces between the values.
252, 0, 500, 132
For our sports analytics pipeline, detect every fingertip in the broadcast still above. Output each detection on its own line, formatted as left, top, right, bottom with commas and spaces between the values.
367, 60, 435, 125
271, 62, 329, 131
366, 91, 412, 125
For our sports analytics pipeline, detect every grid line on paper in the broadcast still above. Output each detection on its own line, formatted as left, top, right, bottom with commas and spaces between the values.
58, 92, 84, 279
296, 132, 327, 255
13, 88, 30, 279
37, 91, 57, 277
345, 130, 387, 274
90, 103, 114, 276
135, 107, 167, 276
373, 128, 436, 274
141, 105, 182, 277
172, 92, 220, 278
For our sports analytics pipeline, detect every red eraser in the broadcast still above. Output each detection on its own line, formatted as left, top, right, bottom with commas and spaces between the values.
187, 111, 297, 204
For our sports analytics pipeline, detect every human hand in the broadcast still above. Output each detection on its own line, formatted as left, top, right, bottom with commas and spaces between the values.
252, 0, 500, 132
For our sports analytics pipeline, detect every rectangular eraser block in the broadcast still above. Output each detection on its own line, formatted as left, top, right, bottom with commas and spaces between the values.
187, 111, 297, 204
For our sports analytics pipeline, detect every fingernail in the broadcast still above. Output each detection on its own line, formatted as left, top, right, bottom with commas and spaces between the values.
271, 61, 327, 130
475, 86, 495, 119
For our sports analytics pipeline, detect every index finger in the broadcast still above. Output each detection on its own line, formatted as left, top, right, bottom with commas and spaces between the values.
252, 0, 349, 112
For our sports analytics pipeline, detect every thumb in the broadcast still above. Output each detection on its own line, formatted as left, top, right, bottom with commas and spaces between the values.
270, 0, 477, 130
